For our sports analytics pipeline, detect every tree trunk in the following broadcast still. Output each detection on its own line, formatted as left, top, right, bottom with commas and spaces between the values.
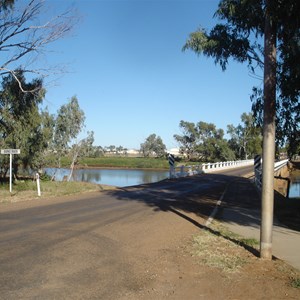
68, 151, 79, 182
260, 1, 277, 260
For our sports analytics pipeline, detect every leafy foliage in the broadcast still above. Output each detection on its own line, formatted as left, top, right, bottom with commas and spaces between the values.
227, 112, 262, 159
0, 71, 52, 177
183, 0, 300, 156
140, 134, 167, 158
52, 96, 85, 168
0, 0, 14, 11
174, 120, 235, 162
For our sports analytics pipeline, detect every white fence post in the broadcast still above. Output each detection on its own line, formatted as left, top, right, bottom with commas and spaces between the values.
36, 173, 41, 197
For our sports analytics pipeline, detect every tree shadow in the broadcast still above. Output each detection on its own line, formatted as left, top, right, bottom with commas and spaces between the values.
108, 173, 261, 257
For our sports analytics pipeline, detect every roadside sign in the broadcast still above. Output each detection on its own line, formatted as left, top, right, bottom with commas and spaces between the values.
168, 153, 175, 166
0, 149, 21, 193
1, 149, 20, 154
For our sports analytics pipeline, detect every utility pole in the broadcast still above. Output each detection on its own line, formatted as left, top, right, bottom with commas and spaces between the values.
260, 0, 277, 260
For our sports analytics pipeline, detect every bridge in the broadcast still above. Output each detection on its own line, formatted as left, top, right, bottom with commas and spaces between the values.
0, 159, 298, 298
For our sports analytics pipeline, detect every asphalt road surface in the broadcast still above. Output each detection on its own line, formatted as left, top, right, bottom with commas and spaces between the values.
0, 166, 253, 299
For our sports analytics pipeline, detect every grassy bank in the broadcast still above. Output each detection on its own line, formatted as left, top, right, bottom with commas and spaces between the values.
46, 156, 171, 169
0, 180, 115, 204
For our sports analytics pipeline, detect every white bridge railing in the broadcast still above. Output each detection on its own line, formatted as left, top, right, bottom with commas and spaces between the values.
170, 159, 254, 178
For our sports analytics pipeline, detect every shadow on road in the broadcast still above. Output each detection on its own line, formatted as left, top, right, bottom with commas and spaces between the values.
108, 173, 261, 256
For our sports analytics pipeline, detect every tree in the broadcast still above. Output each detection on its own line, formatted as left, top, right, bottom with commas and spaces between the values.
52, 96, 85, 169
0, 71, 51, 178
140, 134, 166, 158
197, 121, 235, 162
183, 0, 300, 259
183, 0, 299, 150
68, 131, 94, 181
91, 145, 105, 158
174, 120, 235, 162
173, 121, 199, 160
227, 112, 262, 159
0, 0, 14, 11
0, 0, 78, 92
106, 145, 116, 155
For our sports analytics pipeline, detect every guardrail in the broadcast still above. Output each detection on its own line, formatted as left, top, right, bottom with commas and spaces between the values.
170, 159, 254, 178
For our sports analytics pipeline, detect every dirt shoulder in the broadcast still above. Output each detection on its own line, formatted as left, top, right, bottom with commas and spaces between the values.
0, 180, 116, 206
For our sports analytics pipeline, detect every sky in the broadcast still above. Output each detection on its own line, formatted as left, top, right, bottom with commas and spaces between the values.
38, 0, 262, 150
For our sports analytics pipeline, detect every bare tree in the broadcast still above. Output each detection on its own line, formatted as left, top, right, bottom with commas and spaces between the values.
0, 0, 78, 92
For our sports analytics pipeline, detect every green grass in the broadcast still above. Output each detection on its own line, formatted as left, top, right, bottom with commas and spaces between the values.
80, 157, 170, 169
291, 277, 300, 288
45, 155, 170, 169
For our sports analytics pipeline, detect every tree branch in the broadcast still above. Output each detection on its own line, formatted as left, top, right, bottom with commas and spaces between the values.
0, 0, 79, 92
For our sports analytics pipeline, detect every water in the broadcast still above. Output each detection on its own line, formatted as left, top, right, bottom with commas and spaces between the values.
289, 173, 300, 198
44, 168, 169, 187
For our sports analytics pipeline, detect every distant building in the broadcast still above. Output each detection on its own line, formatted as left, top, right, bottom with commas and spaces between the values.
127, 149, 141, 157
168, 148, 180, 156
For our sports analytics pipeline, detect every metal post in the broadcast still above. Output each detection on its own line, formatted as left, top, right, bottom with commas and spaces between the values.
1, 149, 20, 193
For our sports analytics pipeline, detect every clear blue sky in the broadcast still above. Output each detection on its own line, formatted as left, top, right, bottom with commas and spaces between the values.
42, 0, 261, 150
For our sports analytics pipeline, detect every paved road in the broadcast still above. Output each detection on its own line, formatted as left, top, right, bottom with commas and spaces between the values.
0, 166, 254, 299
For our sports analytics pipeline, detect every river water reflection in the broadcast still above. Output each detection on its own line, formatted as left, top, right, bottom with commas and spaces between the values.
44, 168, 169, 187
290, 173, 300, 198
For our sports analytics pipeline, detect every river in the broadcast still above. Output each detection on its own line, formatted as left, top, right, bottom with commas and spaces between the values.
290, 171, 300, 198
44, 167, 300, 196
44, 168, 169, 187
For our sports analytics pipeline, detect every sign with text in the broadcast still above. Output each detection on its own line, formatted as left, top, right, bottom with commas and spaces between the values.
1, 149, 21, 155
0, 149, 21, 193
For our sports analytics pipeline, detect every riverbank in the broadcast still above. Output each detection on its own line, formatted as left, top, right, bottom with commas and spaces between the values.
0, 181, 116, 204
46, 156, 171, 170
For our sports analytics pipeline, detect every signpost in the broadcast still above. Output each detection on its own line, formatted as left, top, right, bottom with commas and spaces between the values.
254, 154, 262, 187
1, 149, 20, 193
168, 153, 175, 178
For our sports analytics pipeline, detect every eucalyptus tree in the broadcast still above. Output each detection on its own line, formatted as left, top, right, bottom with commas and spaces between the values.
174, 120, 234, 162
183, 0, 299, 259
52, 96, 85, 169
68, 131, 94, 181
0, 71, 53, 177
227, 112, 262, 159
0, 0, 14, 11
183, 0, 299, 150
173, 121, 198, 160
196, 121, 235, 162
140, 134, 166, 158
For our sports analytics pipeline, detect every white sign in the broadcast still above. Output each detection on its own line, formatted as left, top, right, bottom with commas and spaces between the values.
1, 149, 21, 155
0, 149, 21, 193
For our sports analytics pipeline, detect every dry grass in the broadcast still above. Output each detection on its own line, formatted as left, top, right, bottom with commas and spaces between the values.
192, 221, 259, 273
0, 180, 116, 204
